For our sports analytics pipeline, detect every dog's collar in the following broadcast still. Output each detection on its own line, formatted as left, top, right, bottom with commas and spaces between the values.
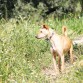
49, 32, 54, 39
46, 32, 54, 40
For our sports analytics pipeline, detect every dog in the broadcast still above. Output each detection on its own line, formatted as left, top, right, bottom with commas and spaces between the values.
35, 24, 73, 73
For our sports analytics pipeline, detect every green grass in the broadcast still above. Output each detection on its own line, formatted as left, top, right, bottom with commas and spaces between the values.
0, 17, 83, 83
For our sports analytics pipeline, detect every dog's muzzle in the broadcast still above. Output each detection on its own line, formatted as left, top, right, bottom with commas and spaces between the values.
35, 35, 39, 39
35, 35, 41, 39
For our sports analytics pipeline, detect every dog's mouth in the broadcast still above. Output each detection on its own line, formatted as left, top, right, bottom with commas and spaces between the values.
35, 35, 46, 39
35, 36, 41, 39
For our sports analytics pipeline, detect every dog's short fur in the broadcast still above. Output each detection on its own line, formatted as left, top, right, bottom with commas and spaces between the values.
35, 24, 73, 73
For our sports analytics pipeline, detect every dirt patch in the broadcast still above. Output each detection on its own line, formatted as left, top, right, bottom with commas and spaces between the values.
42, 64, 56, 77
42, 62, 74, 78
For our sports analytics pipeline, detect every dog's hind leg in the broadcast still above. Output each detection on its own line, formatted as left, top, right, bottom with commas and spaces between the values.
70, 44, 73, 64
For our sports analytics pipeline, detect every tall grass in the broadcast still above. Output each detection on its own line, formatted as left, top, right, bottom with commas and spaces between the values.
0, 17, 83, 83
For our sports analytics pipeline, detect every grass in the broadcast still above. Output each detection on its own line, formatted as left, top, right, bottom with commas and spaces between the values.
0, 17, 83, 83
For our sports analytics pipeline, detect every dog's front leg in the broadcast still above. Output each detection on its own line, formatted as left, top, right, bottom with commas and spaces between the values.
58, 51, 65, 73
58, 56, 61, 71
50, 48, 59, 74
61, 54, 65, 73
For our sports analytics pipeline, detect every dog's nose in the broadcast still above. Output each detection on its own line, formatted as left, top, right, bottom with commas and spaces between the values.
35, 35, 37, 38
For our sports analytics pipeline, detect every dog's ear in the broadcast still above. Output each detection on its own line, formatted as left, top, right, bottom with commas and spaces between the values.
43, 24, 49, 29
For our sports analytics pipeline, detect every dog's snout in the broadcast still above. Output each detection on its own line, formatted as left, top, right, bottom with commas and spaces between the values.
35, 35, 38, 38
35, 35, 40, 39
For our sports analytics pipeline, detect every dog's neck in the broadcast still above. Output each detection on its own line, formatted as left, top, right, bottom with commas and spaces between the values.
46, 29, 55, 40
48, 32, 54, 40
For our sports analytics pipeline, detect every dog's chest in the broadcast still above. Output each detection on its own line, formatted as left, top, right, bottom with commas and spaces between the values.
50, 38, 62, 51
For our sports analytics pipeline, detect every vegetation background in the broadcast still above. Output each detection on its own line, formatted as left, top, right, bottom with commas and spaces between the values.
0, 0, 83, 83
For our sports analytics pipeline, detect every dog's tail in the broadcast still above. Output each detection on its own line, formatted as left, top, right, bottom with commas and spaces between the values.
62, 26, 67, 36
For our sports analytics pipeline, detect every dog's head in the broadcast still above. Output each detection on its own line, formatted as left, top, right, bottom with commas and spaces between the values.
35, 24, 50, 39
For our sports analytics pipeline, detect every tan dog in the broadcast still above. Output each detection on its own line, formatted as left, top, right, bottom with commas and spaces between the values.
35, 24, 73, 73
